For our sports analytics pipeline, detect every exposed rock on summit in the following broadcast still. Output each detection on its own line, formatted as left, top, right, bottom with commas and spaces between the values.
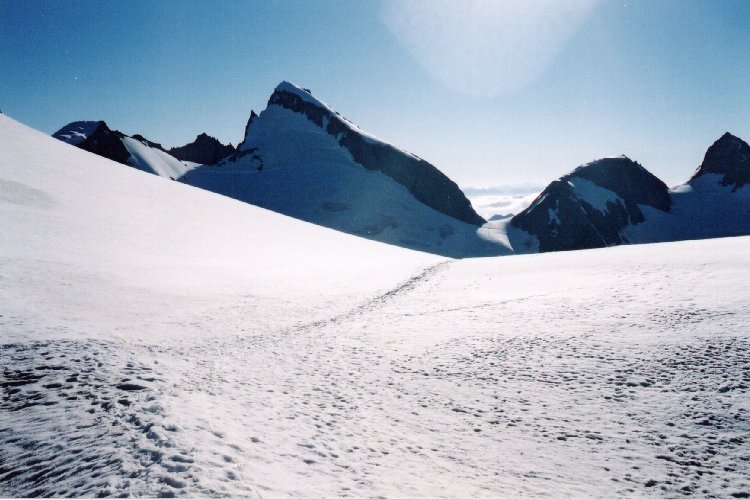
169, 133, 235, 165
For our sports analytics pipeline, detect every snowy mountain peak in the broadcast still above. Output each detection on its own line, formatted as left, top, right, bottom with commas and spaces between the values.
179, 82, 499, 255
691, 132, 750, 189
53, 120, 110, 145
53, 120, 131, 164
242, 81, 485, 227
719, 131, 743, 142
262, 81, 356, 136
274, 81, 318, 104
570, 156, 667, 201
511, 156, 671, 252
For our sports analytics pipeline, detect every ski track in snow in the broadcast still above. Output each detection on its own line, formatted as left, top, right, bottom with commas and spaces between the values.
2, 250, 750, 498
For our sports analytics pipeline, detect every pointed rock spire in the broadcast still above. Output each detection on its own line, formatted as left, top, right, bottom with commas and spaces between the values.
692, 132, 750, 189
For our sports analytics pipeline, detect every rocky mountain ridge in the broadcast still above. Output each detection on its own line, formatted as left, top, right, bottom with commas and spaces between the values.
50, 85, 750, 256
509, 134, 750, 252
169, 133, 235, 165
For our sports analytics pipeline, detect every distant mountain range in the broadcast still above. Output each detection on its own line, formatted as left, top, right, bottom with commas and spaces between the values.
53, 121, 235, 179
53, 82, 505, 257
52, 82, 750, 256
508, 133, 750, 252
168, 133, 236, 165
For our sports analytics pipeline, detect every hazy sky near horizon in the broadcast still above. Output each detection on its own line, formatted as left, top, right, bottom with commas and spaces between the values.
1, 0, 749, 188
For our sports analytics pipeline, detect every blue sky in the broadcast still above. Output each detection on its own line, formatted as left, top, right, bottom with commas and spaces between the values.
1, 0, 748, 188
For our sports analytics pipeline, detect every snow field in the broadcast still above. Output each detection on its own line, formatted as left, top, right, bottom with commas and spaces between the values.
0, 114, 438, 344
1, 114, 749, 497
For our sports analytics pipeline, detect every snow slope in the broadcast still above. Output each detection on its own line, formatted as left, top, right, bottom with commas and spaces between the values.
181, 82, 506, 258
53, 120, 201, 179
1, 113, 439, 345
625, 174, 750, 243
2, 114, 750, 498
122, 136, 199, 179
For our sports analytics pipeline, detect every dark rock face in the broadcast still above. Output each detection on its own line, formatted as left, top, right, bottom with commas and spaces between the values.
511, 156, 671, 252
691, 132, 750, 190
53, 121, 131, 166
236, 111, 258, 152
572, 157, 671, 212
169, 133, 235, 165
266, 88, 485, 226
131, 134, 167, 152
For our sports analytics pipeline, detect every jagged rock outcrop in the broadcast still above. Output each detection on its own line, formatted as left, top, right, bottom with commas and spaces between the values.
51, 90, 749, 257
53, 121, 195, 179
53, 121, 131, 165
131, 134, 168, 152
169, 133, 235, 165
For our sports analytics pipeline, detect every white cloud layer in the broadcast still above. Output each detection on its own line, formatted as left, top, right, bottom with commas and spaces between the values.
467, 191, 541, 220
382, 0, 600, 96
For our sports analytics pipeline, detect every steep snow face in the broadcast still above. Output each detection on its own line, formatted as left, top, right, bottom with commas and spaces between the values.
122, 136, 198, 179
624, 174, 750, 243
511, 156, 671, 252
241, 81, 485, 227
690, 132, 750, 190
169, 133, 235, 165
567, 176, 622, 212
623, 133, 750, 244
52, 120, 103, 145
182, 83, 507, 257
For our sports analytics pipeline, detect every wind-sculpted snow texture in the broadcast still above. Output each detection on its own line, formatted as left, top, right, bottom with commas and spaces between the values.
3, 114, 750, 497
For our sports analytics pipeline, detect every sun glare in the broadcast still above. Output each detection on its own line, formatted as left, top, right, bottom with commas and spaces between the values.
382, 0, 600, 97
